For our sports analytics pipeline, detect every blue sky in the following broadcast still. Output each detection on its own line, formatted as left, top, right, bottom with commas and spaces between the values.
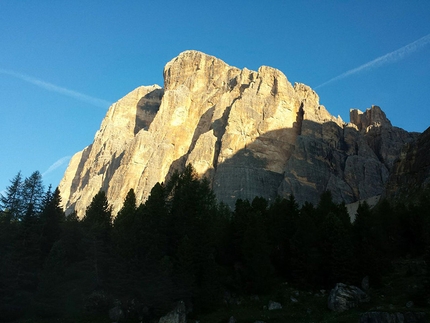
1, 1, 430, 195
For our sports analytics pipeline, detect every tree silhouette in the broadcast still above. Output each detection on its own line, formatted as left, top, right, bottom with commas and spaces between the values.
82, 191, 112, 289
40, 187, 65, 259
21, 171, 44, 218
0, 171, 24, 220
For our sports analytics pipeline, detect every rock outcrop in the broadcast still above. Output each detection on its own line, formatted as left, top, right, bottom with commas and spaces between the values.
327, 283, 369, 312
59, 50, 418, 216
158, 301, 186, 323
280, 106, 416, 206
268, 300, 282, 310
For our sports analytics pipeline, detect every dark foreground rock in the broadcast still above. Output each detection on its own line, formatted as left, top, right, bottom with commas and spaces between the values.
328, 283, 370, 312
360, 311, 427, 323
109, 305, 124, 323
158, 301, 186, 323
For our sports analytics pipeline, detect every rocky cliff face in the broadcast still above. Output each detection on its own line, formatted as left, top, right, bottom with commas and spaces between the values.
59, 50, 418, 216
384, 126, 430, 201
281, 106, 417, 205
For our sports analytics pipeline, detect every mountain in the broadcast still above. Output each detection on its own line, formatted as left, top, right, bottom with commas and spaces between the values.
59, 50, 418, 216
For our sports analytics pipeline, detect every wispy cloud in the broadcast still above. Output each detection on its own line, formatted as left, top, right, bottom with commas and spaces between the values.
42, 156, 72, 177
0, 69, 112, 108
315, 33, 430, 89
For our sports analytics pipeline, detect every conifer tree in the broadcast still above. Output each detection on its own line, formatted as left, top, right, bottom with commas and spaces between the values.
113, 188, 137, 260
289, 202, 320, 287
317, 190, 337, 220
232, 198, 253, 262
373, 198, 399, 263
40, 187, 65, 258
353, 201, 383, 285
21, 171, 44, 217
267, 195, 299, 278
0, 171, 24, 220
142, 182, 169, 258
34, 241, 68, 317
166, 165, 223, 311
174, 235, 196, 301
82, 190, 112, 240
0, 174, 23, 320
82, 191, 112, 289
241, 216, 273, 293
320, 211, 354, 287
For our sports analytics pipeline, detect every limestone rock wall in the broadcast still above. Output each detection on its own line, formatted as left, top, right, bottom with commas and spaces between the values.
59, 50, 417, 216
385, 126, 430, 201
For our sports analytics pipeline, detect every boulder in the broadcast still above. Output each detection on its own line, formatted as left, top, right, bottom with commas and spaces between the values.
158, 301, 186, 323
327, 283, 369, 312
109, 306, 124, 323
268, 300, 282, 310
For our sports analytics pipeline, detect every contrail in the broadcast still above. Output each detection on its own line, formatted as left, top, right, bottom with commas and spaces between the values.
0, 69, 112, 108
42, 156, 72, 177
315, 33, 430, 89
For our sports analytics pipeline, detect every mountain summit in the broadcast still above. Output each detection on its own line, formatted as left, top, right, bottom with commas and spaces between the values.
59, 50, 417, 216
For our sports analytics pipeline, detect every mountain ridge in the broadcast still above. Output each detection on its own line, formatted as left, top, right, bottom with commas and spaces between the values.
59, 50, 419, 216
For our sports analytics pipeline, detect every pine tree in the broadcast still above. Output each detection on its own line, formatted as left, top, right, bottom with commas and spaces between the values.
166, 165, 223, 311
21, 171, 44, 217
0, 174, 23, 320
320, 211, 354, 287
0, 171, 24, 220
141, 182, 169, 259
267, 195, 299, 278
241, 218, 274, 293
353, 201, 383, 285
82, 191, 112, 289
113, 189, 137, 260
173, 235, 196, 301
82, 190, 112, 240
317, 190, 337, 219
33, 241, 68, 317
40, 188, 65, 259
290, 202, 320, 288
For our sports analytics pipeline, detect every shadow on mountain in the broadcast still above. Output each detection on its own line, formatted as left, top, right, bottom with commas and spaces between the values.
385, 126, 430, 202
163, 108, 417, 208
135, 88, 164, 133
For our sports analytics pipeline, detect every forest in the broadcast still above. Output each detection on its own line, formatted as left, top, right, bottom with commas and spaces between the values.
0, 166, 429, 322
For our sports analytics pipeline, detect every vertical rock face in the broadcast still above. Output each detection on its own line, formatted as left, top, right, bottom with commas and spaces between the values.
59, 85, 164, 215
385, 126, 430, 201
279, 105, 417, 205
59, 50, 418, 216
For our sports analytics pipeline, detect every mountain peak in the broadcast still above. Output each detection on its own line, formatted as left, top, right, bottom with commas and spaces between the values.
59, 51, 416, 216
350, 105, 392, 131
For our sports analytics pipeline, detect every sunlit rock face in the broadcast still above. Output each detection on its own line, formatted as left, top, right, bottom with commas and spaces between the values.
59, 50, 417, 216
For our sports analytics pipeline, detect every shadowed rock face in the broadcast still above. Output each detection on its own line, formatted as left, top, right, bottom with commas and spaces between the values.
59, 50, 418, 216
385, 126, 430, 202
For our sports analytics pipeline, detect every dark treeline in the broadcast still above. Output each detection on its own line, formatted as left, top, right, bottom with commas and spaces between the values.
1, 166, 430, 321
